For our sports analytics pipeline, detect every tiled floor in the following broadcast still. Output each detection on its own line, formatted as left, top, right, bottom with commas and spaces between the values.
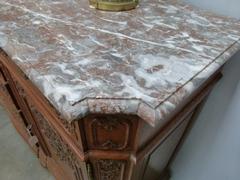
0, 105, 54, 180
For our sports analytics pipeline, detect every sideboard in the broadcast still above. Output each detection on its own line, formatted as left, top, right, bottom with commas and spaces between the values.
0, 0, 240, 180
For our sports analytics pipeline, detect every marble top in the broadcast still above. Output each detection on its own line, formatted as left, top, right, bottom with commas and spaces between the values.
0, 0, 240, 126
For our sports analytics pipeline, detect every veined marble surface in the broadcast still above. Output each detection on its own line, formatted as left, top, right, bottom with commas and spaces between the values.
0, 0, 240, 126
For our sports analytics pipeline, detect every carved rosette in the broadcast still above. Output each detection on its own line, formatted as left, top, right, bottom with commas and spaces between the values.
94, 160, 125, 180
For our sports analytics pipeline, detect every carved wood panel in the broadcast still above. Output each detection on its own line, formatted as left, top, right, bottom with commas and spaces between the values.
32, 107, 84, 180
83, 115, 138, 151
92, 117, 129, 150
93, 159, 126, 180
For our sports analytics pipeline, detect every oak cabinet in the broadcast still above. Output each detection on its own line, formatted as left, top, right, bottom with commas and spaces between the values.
1, 0, 239, 179
0, 51, 222, 180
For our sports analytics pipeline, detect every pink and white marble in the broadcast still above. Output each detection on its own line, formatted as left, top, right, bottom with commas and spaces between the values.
0, 0, 240, 126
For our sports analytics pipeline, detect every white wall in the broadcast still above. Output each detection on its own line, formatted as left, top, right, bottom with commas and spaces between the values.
171, 1, 240, 180
184, 0, 240, 18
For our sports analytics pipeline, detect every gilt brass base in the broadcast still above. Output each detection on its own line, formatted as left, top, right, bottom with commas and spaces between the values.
89, 0, 138, 11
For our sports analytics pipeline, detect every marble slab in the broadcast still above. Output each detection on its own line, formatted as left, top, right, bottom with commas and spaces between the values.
0, 0, 240, 126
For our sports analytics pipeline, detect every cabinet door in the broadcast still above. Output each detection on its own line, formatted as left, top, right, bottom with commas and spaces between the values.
0, 62, 50, 155
0, 64, 39, 153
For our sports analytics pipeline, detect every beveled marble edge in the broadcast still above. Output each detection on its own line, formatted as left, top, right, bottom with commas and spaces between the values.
1, 39, 239, 127
58, 40, 240, 127
144, 40, 240, 126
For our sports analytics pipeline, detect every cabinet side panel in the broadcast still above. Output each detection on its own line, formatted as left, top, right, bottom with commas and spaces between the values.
143, 115, 191, 180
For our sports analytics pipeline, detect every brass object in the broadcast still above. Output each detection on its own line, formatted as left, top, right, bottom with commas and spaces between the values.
89, 0, 138, 11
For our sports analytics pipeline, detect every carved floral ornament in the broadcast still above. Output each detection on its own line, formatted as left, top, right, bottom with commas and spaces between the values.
90, 116, 130, 150
94, 117, 120, 131
95, 159, 125, 180
32, 108, 84, 180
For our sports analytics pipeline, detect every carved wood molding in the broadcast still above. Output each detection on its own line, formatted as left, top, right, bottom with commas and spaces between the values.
0, 81, 23, 126
14, 80, 26, 97
60, 117, 76, 135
